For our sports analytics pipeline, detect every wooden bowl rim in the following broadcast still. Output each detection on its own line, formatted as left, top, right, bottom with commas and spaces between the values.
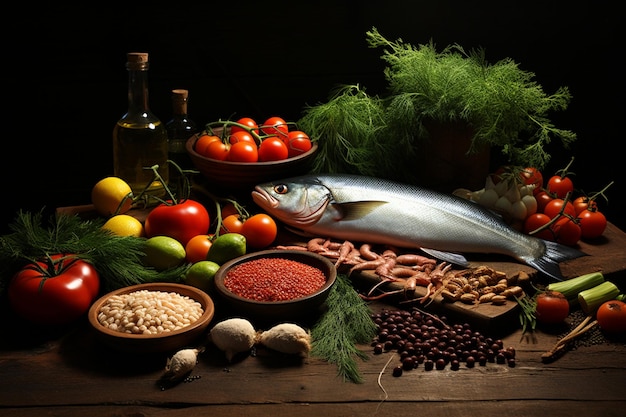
88, 283, 215, 340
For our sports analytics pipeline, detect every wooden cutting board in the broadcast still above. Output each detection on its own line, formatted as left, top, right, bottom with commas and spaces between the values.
274, 223, 626, 335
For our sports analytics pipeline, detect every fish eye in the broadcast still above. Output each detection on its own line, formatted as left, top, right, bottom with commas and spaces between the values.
273, 184, 288, 194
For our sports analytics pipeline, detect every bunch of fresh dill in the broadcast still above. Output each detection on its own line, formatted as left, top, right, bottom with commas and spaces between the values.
0, 210, 186, 296
310, 273, 378, 384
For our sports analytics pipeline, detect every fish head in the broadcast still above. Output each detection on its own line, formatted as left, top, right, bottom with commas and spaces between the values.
251, 177, 332, 228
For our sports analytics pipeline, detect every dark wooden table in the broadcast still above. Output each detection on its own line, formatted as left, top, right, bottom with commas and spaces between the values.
2, 224, 625, 417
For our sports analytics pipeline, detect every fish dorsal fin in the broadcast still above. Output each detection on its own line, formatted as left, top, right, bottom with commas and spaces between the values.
331, 201, 388, 221
420, 248, 469, 267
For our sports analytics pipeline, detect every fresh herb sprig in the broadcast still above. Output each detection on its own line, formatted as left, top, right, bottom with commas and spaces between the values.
310, 273, 378, 383
0, 210, 186, 295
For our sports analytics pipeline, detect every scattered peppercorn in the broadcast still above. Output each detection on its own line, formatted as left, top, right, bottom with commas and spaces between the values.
370, 307, 517, 377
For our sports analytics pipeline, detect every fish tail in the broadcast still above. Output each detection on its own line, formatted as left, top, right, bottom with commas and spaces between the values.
525, 240, 587, 281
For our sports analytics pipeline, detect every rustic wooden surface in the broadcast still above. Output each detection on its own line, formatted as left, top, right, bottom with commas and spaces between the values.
17, 206, 621, 417
0, 299, 624, 417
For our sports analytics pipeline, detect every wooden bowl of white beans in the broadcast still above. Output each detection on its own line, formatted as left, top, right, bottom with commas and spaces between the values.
88, 283, 215, 353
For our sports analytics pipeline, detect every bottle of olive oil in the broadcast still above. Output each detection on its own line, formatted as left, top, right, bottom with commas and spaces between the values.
166, 88, 198, 192
113, 52, 168, 197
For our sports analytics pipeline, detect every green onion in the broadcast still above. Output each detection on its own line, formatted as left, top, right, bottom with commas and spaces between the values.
547, 271, 604, 303
578, 281, 621, 314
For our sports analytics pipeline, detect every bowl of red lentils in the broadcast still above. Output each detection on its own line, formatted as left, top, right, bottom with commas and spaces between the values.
213, 249, 337, 323
88, 283, 215, 353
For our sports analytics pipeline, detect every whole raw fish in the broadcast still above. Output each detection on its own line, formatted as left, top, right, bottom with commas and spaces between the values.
251, 174, 586, 281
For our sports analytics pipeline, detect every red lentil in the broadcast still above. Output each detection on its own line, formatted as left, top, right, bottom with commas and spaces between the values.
224, 257, 326, 301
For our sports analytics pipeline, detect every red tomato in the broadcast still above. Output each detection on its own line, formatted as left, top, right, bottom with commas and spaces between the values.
228, 130, 256, 145
230, 117, 258, 135
521, 167, 543, 195
241, 213, 278, 249
577, 209, 607, 239
185, 234, 214, 264
535, 190, 554, 213
204, 140, 231, 161
8, 254, 100, 325
261, 116, 289, 139
596, 300, 626, 334
547, 175, 574, 199
220, 203, 240, 218
573, 196, 598, 216
228, 141, 258, 162
286, 130, 312, 157
523, 213, 554, 240
535, 290, 570, 325
543, 198, 576, 219
258, 137, 289, 161
195, 134, 221, 156
144, 199, 211, 246
220, 214, 244, 234
549, 217, 581, 246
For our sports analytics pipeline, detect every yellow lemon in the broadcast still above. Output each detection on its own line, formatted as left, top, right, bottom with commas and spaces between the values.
184, 260, 221, 294
91, 177, 133, 217
206, 233, 247, 265
142, 236, 186, 271
102, 214, 144, 237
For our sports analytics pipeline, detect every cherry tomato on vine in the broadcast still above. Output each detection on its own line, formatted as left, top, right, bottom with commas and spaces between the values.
535, 290, 570, 325
573, 196, 598, 216
543, 198, 576, 219
229, 131, 256, 145
8, 254, 100, 325
228, 141, 258, 162
220, 202, 240, 218
220, 214, 244, 234
596, 300, 626, 334
230, 117, 258, 135
258, 137, 289, 161
241, 213, 278, 249
523, 213, 553, 240
521, 167, 543, 195
577, 209, 607, 239
204, 140, 231, 160
286, 130, 312, 157
185, 234, 214, 264
549, 217, 581, 246
195, 134, 221, 156
261, 116, 289, 139
547, 175, 574, 199
535, 190, 554, 213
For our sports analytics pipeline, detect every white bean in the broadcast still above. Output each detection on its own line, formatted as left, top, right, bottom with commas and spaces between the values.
96, 289, 204, 335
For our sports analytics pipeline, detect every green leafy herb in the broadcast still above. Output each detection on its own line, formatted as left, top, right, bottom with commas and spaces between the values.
0, 210, 187, 296
298, 27, 577, 179
310, 273, 378, 383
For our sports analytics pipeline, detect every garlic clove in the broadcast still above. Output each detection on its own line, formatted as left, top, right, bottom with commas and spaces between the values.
258, 323, 311, 356
209, 318, 256, 362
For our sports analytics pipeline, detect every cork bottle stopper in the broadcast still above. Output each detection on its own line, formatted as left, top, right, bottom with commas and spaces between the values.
172, 89, 189, 101
127, 52, 149, 63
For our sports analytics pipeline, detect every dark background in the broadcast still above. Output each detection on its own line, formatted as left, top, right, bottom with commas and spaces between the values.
4, 2, 624, 233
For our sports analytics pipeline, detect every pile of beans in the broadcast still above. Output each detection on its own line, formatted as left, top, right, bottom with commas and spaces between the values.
224, 257, 326, 302
97, 290, 204, 335
370, 307, 516, 377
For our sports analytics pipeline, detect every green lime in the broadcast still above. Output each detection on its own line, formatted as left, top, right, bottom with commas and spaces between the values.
142, 236, 186, 271
206, 233, 247, 265
184, 261, 221, 293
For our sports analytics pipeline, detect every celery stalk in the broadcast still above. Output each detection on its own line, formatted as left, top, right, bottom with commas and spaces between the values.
547, 271, 604, 303
578, 281, 621, 314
